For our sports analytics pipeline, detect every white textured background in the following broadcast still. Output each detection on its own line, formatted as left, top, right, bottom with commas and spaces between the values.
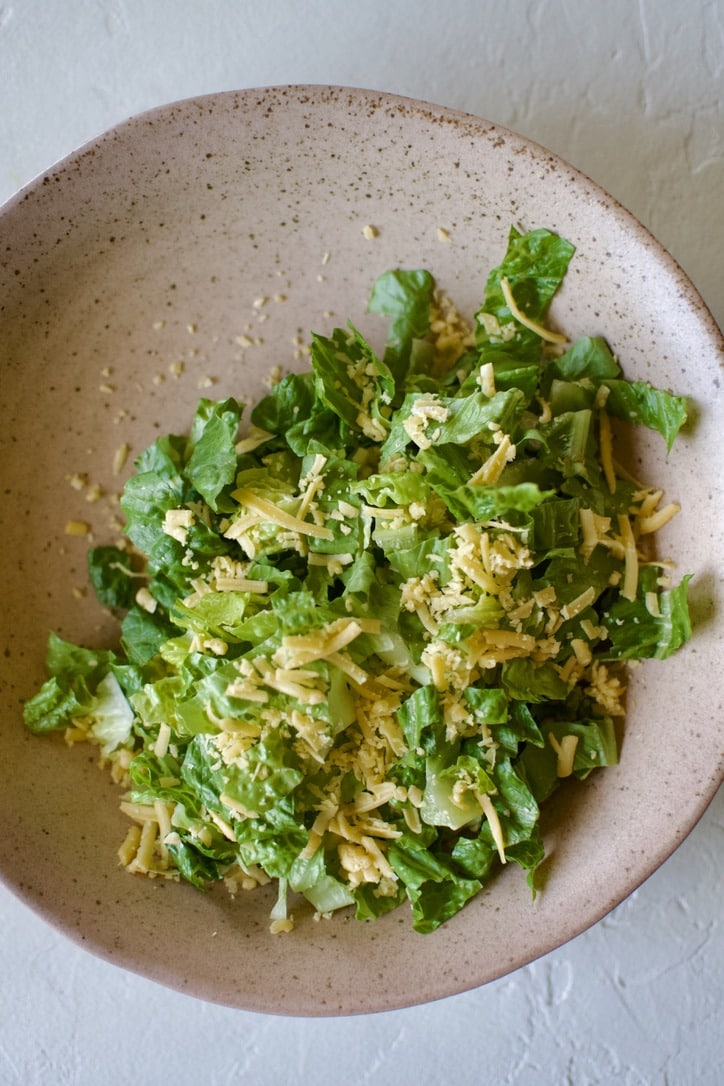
1, 2, 722, 1083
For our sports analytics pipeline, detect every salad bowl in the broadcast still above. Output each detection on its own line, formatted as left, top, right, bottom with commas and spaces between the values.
0, 86, 722, 1015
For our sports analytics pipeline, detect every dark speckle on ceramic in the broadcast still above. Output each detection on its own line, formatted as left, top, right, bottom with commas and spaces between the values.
0, 86, 722, 1017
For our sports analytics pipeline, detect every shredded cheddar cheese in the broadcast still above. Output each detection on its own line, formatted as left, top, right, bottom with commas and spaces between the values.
500, 276, 567, 344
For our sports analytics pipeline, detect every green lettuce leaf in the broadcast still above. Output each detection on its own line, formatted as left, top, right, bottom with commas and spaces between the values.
475, 225, 576, 362
367, 268, 435, 382
87, 546, 138, 610
603, 379, 688, 451
185, 397, 242, 511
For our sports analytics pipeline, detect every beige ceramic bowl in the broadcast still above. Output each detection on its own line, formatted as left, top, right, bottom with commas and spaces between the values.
1, 86, 722, 1016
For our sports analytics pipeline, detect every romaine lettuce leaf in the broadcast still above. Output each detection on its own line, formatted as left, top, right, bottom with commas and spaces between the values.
87, 546, 138, 610
184, 397, 243, 512
367, 268, 435, 382
603, 571, 692, 660
603, 379, 688, 451
475, 225, 576, 362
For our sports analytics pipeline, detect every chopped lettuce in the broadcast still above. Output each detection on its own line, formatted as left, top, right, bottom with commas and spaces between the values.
23, 226, 692, 935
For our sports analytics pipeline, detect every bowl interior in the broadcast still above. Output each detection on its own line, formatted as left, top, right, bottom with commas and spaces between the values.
1, 86, 722, 1015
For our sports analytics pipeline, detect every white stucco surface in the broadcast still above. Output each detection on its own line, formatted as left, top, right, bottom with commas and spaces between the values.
1, 2, 721, 1083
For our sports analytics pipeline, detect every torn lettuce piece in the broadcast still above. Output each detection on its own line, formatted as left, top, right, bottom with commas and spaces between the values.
475, 225, 576, 362
367, 268, 435, 382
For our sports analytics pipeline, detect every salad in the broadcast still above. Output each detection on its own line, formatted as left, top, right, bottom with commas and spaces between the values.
23, 227, 691, 934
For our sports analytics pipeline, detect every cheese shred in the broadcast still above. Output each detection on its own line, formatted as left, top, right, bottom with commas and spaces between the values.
500, 276, 567, 344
